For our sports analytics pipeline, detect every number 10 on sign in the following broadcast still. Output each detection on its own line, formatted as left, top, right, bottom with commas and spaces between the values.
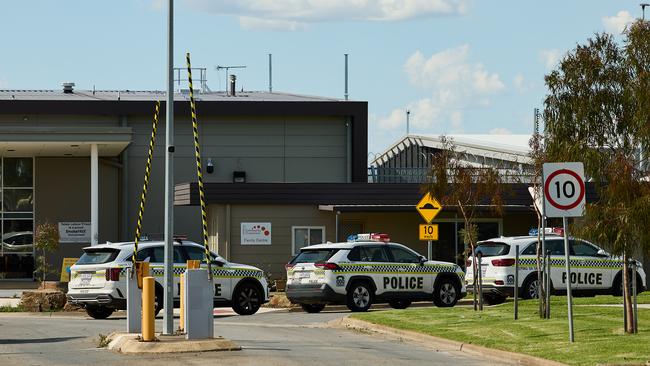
419, 224, 438, 241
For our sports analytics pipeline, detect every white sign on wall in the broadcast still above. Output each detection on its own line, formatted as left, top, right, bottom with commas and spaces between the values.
241, 222, 272, 245
59, 222, 91, 243
542, 162, 586, 218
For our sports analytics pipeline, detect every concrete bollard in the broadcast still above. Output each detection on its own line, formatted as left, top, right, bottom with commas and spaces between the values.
126, 268, 142, 333
184, 268, 214, 339
142, 276, 155, 342
179, 273, 185, 333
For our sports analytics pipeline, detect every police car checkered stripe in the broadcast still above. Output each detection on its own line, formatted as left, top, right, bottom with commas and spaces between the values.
335, 264, 457, 274
517, 257, 623, 269
119, 266, 262, 278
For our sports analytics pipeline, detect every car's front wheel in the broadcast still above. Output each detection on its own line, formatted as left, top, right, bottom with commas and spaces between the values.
433, 278, 460, 307
301, 303, 326, 313
86, 306, 114, 319
232, 282, 263, 315
522, 276, 539, 299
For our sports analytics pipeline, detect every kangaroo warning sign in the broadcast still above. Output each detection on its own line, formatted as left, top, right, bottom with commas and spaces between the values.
542, 162, 586, 218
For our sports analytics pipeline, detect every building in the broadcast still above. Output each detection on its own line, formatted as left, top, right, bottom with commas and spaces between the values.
0, 84, 366, 281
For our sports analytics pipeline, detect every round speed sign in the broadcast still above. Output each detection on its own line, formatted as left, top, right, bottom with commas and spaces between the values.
542, 163, 586, 217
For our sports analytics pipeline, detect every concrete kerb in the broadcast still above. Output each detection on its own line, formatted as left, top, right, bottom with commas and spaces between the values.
106, 332, 241, 354
333, 317, 567, 366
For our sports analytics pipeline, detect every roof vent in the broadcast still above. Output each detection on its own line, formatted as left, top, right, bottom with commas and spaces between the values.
62, 82, 75, 94
229, 75, 236, 96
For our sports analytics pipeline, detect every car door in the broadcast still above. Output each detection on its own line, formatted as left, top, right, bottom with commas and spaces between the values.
570, 240, 610, 290
149, 245, 185, 297
356, 245, 391, 296
183, 245, 231, 301
545, 239, 568, 290
386, 245, 430, 295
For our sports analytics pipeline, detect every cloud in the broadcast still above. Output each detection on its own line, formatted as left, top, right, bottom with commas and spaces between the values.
539, 49, 562, 69
489, 127, 512, 135
239, 17, 308, 31
376, 45, 503, 134
603, 10, 635, 34
513, 73, 534, 94
185, 0, 469, 30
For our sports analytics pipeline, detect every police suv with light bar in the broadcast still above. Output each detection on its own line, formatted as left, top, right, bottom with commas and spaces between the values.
466, 229, 647, 304
67, 239, 269, 319
285, 233, 467, 312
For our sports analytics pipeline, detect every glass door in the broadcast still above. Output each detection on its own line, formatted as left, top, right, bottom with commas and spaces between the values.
0, 157, 35, 279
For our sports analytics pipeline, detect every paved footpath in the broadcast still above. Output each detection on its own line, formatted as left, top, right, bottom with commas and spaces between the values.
0, 309, 513, 366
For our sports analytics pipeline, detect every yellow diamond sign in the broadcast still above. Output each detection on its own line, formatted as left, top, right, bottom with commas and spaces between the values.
416, 193, 442, 223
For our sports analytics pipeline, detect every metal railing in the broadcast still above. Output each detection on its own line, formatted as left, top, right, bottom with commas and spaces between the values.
367, 167, 536, 183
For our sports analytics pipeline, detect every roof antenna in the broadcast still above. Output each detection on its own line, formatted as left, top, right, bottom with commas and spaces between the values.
93, 84, 96, 95
406, 110, 411, 135
268, 53, 273, 93
344, 53, 349, 100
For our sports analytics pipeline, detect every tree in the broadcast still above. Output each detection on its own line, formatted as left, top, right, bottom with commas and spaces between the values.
422, 136, 507, 310
543, 21, 650, 333
33, 222, 60, 284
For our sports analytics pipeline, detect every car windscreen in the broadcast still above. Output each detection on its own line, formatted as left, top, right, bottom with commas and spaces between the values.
290, 249, 339, 265
474, 242, 510, 257
77, 249, 120, 265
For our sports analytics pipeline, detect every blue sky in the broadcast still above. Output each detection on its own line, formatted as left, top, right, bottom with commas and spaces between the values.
0, 1, 643, 155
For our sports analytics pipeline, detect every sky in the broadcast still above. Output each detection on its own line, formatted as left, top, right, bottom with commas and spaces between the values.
0, 1, 644, 157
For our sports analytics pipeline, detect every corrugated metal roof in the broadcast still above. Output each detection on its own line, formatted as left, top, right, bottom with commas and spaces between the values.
0, 89, 345, 102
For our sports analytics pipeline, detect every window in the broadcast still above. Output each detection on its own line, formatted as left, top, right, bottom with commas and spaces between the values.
571, 240, 599, 256
135, 248, 154, 262
521, 242, 538, 255
388, 246, 421, 263
352, 246, 389, 262
545, 240, 565, 255
149, 246, 184, 263
77, 249, 120, 265
183, 245, 216, 261
474, 242, 510, 257
291, 249, 339, 265
292, 226, 325, 255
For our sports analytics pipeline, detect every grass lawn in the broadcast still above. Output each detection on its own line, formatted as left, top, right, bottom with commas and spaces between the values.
353, 295, 650, 366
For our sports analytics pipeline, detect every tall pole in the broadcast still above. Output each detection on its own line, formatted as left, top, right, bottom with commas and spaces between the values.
344, 54, 349, 100
562, 217, 574, 342
406, 110, 411, 135
163, 0, 175, 335
268, 54, 273, 93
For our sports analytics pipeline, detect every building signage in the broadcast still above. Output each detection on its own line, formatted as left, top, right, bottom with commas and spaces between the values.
59, 222, 91, 243
59, 257, 79, 282
241, 222, 272, 245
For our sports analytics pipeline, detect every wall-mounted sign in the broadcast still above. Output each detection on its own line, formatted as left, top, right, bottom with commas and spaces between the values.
59, 222, 91, 243
241, 222, 272, 245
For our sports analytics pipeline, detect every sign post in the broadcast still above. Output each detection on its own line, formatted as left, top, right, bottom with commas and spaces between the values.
416, 193, 442, 260
543, 162, 586, 343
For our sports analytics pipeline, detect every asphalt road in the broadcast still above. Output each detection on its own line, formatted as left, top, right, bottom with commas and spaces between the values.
0, 309, 505, 366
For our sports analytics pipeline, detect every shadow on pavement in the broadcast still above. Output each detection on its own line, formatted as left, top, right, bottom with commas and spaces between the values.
0, 336, 84, 344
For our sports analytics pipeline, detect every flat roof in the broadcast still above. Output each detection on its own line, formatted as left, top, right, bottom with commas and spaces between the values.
0, 89, 346, 103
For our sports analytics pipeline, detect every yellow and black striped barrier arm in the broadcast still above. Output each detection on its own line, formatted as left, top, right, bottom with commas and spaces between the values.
186, 52, 212, 280
132, 101, 160, 276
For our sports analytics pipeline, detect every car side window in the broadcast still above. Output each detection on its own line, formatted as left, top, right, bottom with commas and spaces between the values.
347, 247, 360, 261
150, 246, 184, 263
184, 246, 216, 261
546, 240, 565, 255
136, 248, 154, 262
388, 246, 420, 263
359, 246, 390, 262
521, 243, 537, 255
571, 240, 599, 256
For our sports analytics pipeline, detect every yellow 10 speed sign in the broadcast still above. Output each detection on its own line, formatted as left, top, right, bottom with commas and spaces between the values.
419, 224, 439, 241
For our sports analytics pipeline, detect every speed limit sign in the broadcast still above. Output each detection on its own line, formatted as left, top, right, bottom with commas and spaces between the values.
542, 162, 586, 218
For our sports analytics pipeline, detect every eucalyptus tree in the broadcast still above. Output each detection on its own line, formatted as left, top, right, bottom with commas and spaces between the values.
543, 21, 650, 333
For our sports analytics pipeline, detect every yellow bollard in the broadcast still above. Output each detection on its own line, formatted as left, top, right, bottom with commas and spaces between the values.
142, 276, 155, 341
136, 261, 150, 290
179, 273, 185, 333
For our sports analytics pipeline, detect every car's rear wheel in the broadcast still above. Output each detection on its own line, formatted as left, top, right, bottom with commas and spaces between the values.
433, 278, 459, 307
86, 306, 114, 319
232, 282, 262, 315
522, 276, 540, 299
347, 282, 373, 312
388, 300, 412, 309
301, 303, 326, 313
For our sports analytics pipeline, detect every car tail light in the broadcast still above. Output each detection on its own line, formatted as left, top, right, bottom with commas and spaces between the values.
285, 263, 295, 270
495, 280, 504, 285
315, 262, 341, 270
491, 258, 516, 267
105, 268, 121, 281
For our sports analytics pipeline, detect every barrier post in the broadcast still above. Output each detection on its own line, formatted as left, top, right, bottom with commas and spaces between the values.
514, 244, 519, 320
142, 276, 155, 342
179, 272, 185, 333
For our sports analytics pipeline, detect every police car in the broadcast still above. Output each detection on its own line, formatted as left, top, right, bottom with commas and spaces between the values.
465, 229, 647, 304
67, 239, 269, 319
285, 233, 466, 313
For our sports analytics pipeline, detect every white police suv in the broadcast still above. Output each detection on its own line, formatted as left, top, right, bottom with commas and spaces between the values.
466, 229, 647, 304
285, 233, 466, 313
67, 239, 269, 319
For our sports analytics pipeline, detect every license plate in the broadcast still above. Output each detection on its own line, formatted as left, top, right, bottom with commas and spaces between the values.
295, 271, 310, 279
80, 273, 93, 284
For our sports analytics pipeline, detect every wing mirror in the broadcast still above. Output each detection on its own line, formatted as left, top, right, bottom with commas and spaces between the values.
212, 259, 225, 266
596, 249, 609, 257
419, 256, 427, 265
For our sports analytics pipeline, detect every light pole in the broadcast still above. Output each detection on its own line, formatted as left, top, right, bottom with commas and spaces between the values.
642, 3, 649, 20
